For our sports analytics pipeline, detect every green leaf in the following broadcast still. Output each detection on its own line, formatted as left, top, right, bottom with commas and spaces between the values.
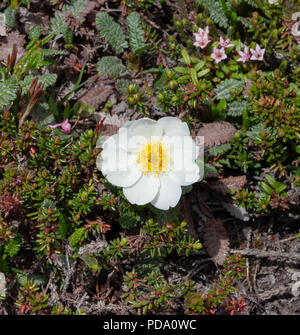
209, 142, 231, 156
4, 7, 16, 29
119, 212, 138, 230
214, 78, 245, 100
28, 25, 41, 41
228, 101, 248, 116
197, 0, 229, 28
21, 73, 58, 94
127, 12, 146, 55
97, 56, 126, 78
80, 254, 100, 273
0, 76, 18, 109
181, 49, 191, 65
4, 235, 21, 257
204, 163, 218, 178
264, 174, 277, 189
189, 68, 199, 86
260, 181, 273, 195
197, 68, 210, 78
193, 61, 205, 72
96, 12, 128, 54
174, 66, 189, 74
69, 227, 85, 247
217, 99, 227, 113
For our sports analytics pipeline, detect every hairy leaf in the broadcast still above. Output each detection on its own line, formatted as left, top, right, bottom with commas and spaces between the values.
21, 73, 58, 94
214, 78, 245, 100
96, 12, 128, 53
203, 218, 229, 265
0, 76, 19, 109
228, 101, 248, 117
198, 121, 236, 148
126, 12, 147, 55
198, 0, 229, 28
97, 56, 126, 78
79, 85, 113, 109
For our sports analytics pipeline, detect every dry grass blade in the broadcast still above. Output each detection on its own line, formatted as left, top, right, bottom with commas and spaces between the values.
203, 218, 229, 265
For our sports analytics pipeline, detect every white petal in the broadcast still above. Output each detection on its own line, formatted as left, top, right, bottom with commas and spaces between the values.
123, 174, 160, 206
169, 163, 200, 186
106, 169, 142, 188
157, 117, 190, 136
101, 149, 142, 187
119, 118, 163, 152
151, 175, 182, 210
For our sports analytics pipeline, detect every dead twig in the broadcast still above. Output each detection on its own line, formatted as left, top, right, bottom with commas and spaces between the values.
230, 249, 300, 261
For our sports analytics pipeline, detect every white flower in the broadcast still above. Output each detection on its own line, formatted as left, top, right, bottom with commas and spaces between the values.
268, 0, 279, 5
97, 117, 201, 210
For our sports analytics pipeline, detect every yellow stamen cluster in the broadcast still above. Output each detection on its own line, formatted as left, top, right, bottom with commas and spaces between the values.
137, 142, 170, 177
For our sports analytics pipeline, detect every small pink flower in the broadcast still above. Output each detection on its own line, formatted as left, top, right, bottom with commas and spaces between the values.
237, 46, 251, 63
61, 119, 71, 134
211, 47, 227, 64
49, 119, 71, 134
219, 36, 234, 49
193, 26, 211, 49
250, 44, 265, 61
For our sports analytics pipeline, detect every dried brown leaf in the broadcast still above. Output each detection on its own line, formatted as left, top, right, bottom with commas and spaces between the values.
79, 85, 113, 109
197, 121, 236, 148
208, 175, 247, 196
182, 198, 199, 241
0, 31, 26, 62
203, 218, 229, 265
95, 112, 129, 139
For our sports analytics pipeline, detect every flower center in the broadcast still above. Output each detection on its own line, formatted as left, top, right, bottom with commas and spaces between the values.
137, 142, 170, 176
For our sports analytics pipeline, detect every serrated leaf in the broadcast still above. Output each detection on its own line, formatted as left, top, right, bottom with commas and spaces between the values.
28, 25, 41, 41
209, 142, 232, 156
4, 7, 16, 29
0, 76, 18, 108
228, 100, 248, 116
97, 56, 126, 78
127, 12, 146, 55
21, 73, 58, 94
214, 78, 245, 100
198, 0, 229, 28
96, 12, 128, 54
